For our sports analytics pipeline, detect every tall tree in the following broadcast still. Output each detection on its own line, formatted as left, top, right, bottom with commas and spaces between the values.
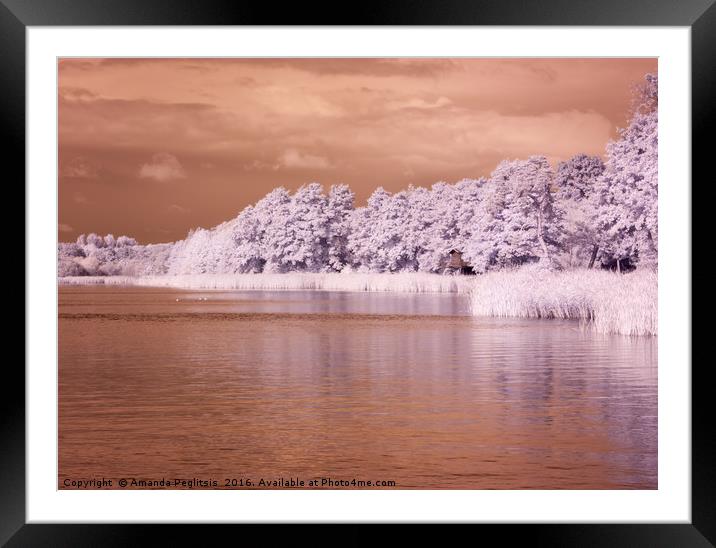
283, 183, 329, 272
347, 187, 391, 272
326, 184, 355, 272
259, 187, 293, 272
591, 73, 658, 269
466, 156, 559, 270
554, 154, 605, 268
229, 206, 265, 273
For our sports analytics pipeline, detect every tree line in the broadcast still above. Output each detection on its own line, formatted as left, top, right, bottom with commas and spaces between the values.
59, 74, 657, 277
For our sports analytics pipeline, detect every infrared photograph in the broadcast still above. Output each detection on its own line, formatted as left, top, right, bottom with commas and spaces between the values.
57, 57, 658, 490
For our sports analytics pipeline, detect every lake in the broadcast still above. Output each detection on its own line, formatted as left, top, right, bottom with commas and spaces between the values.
59, 285, 657, 489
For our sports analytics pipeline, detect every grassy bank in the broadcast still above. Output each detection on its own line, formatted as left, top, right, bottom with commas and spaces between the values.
469, 267, 657, 336
59, 268, 657, 336
58, 272, 475, 294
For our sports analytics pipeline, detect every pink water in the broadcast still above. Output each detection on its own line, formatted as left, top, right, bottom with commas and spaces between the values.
59, 286, 657, 489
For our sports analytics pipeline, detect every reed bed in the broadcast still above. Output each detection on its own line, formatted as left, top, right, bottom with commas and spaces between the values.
58, 272, 476, 294
469, 267, 657, 336
59, 268, 657, 335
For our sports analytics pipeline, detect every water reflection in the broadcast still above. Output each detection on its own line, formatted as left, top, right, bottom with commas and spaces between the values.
59, 286, 657, 489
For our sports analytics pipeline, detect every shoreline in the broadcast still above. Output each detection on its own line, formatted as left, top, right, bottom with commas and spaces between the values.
58, 269, 657, 336
57, 272, 476, 294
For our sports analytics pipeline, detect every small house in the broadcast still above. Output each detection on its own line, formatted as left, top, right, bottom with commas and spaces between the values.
443, 249, 474, 275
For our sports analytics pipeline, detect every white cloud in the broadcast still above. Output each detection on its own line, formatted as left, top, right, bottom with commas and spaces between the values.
276, 149, 332, 170
168, 204, 189, 214
58, 223, 73, 233
388, 96, 452, 111
63, 157, 98, 179
243, 159, 277, 171
139, 153, 186, 182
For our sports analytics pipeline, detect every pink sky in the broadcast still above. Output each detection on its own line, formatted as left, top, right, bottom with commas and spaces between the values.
59, 57, 657, 243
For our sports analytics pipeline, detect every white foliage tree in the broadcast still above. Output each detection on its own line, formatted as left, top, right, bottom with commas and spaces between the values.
417, 183, 458, 272
260, 187, 294, 273
554, 154, 605, 268
282, 183, 329, 272
167, 228, 215, 274
463, 172, 508, 272
465, 157, 560, 271
591, 73, 658, 269
229, 206, 266, 273
369, 189, 418, 272
58, 75, 657, 278
326, 184, 355, 271
347, 187, 391, 272
60, 233, 171, 276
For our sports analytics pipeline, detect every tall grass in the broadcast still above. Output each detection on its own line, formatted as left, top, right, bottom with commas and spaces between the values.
59, 268, 657, 336
58, 272, 476, 294
469, 266, 657, 336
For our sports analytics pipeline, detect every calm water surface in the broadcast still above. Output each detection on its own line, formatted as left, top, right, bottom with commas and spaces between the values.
59, 286, 657, 489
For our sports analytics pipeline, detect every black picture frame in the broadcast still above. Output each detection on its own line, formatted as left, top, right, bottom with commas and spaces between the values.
7, 1, 711, 545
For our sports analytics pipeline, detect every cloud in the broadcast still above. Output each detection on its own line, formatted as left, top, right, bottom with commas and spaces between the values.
243, 159, 277, 171
388, 96, 453, 111
168, 204, 190, 214
62, 156, 98, 179
59, 86, 98, 102
59, 94, 238, 150
139, 153, 186, 182
74, 58, 457, 78
58, 223, 73, 232
57, 57, 657, 243
276, 149, 332, 170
